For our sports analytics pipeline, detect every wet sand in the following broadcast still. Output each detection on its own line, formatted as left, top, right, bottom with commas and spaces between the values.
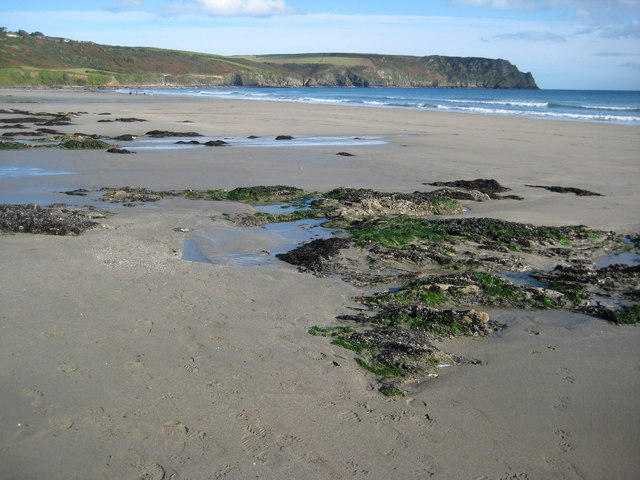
0, 89, 639, 479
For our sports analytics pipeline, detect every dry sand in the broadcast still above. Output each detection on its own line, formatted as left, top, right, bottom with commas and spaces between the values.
0, 89, 639, 479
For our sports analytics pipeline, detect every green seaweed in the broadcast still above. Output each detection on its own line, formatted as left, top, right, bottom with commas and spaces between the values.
330, 337, 371, 354
348, 216, 449, 249
59, 138, 109, 149
0, 142, 30, 149
602, 304, 640, 325
472, 272, 522, 302
379, 385, 405, 397
354, 358, 403, 377
176, 185, 308, 204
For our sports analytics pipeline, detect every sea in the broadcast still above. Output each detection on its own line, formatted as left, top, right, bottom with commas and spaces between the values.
121, 87, 640, 126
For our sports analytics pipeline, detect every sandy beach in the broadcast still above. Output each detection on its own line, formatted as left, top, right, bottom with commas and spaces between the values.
1, 89, 639, 480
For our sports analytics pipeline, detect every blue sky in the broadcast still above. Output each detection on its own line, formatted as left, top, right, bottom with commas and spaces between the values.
2, 0, 639, 90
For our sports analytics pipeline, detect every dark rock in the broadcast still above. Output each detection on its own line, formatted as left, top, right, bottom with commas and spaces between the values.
63, 189, 89, 196
114, 117, 146, 122
36, 128, 62, 135
72, 133, 101, 139
276, 237, 352, 273
2, 131, 41, 137
146, 130, 202, 138
112, 134, 136, 141
525, 185, 603, 196
0, 117, 46, 124
275, 135, 294, 140
247, 135, 260, 139
0, 204, 104, 235
204, 140, 228, 147
175, 140, 201, 145
336, 152, 355, 156
107, 147, 135, 154
428, 179, 511, 199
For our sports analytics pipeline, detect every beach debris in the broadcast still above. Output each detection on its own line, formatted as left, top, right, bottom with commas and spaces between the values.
336, 151, 355, 156
146, 130, 202, 138
275, 135, 294, 140
0, 204, 104, 235
525, 184, 604, 196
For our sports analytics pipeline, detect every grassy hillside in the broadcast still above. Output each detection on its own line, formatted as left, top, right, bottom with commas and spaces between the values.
0, 30, 538, 89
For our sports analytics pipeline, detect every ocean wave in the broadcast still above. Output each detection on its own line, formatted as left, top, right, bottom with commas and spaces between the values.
434, 104, 640, 123
548, 102, 640, 112
125, 88, 640, 125
445, 98, 549, 108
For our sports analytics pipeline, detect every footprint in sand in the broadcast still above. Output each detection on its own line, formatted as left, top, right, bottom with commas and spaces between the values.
276, 434, 302, 447
162, 420, 189, 436
212, 464, 240, 479
124, 357, 152, 378
57, 360, 78, 374
135, 318, 154, 334
21, 388, 44, 408
136, 462, 165, 480
306, 350, 326, 361
554, 429, 574, 452
410, 413, 435, 429
557, 367, 575, 384
543, 457, 584, 480
553, 396, 571, 411
337, 409, 361, 423
48, 415, 74, 430
240, 422, 270, 460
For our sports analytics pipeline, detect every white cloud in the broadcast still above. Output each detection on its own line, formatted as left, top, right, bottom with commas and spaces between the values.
195, 0, 295, 16
490, 30, 567, 41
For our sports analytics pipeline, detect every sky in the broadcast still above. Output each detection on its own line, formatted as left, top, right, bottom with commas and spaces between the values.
2, 0, 639, 90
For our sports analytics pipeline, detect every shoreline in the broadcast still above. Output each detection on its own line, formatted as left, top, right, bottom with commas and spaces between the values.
1, 88, 639, 479
3, 86, 640, 126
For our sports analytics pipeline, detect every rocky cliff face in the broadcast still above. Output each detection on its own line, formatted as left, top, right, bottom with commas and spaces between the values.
258, 55, 538, 89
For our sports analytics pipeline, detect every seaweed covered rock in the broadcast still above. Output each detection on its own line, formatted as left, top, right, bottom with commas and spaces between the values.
532, 264, 640, 302
100, 186, 162, 204
318, 188, 463, 219
0, 204, 103, 235
58, 136, 110, 149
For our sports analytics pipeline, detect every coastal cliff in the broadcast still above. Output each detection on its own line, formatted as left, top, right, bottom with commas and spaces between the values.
0, 30, 538, 89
